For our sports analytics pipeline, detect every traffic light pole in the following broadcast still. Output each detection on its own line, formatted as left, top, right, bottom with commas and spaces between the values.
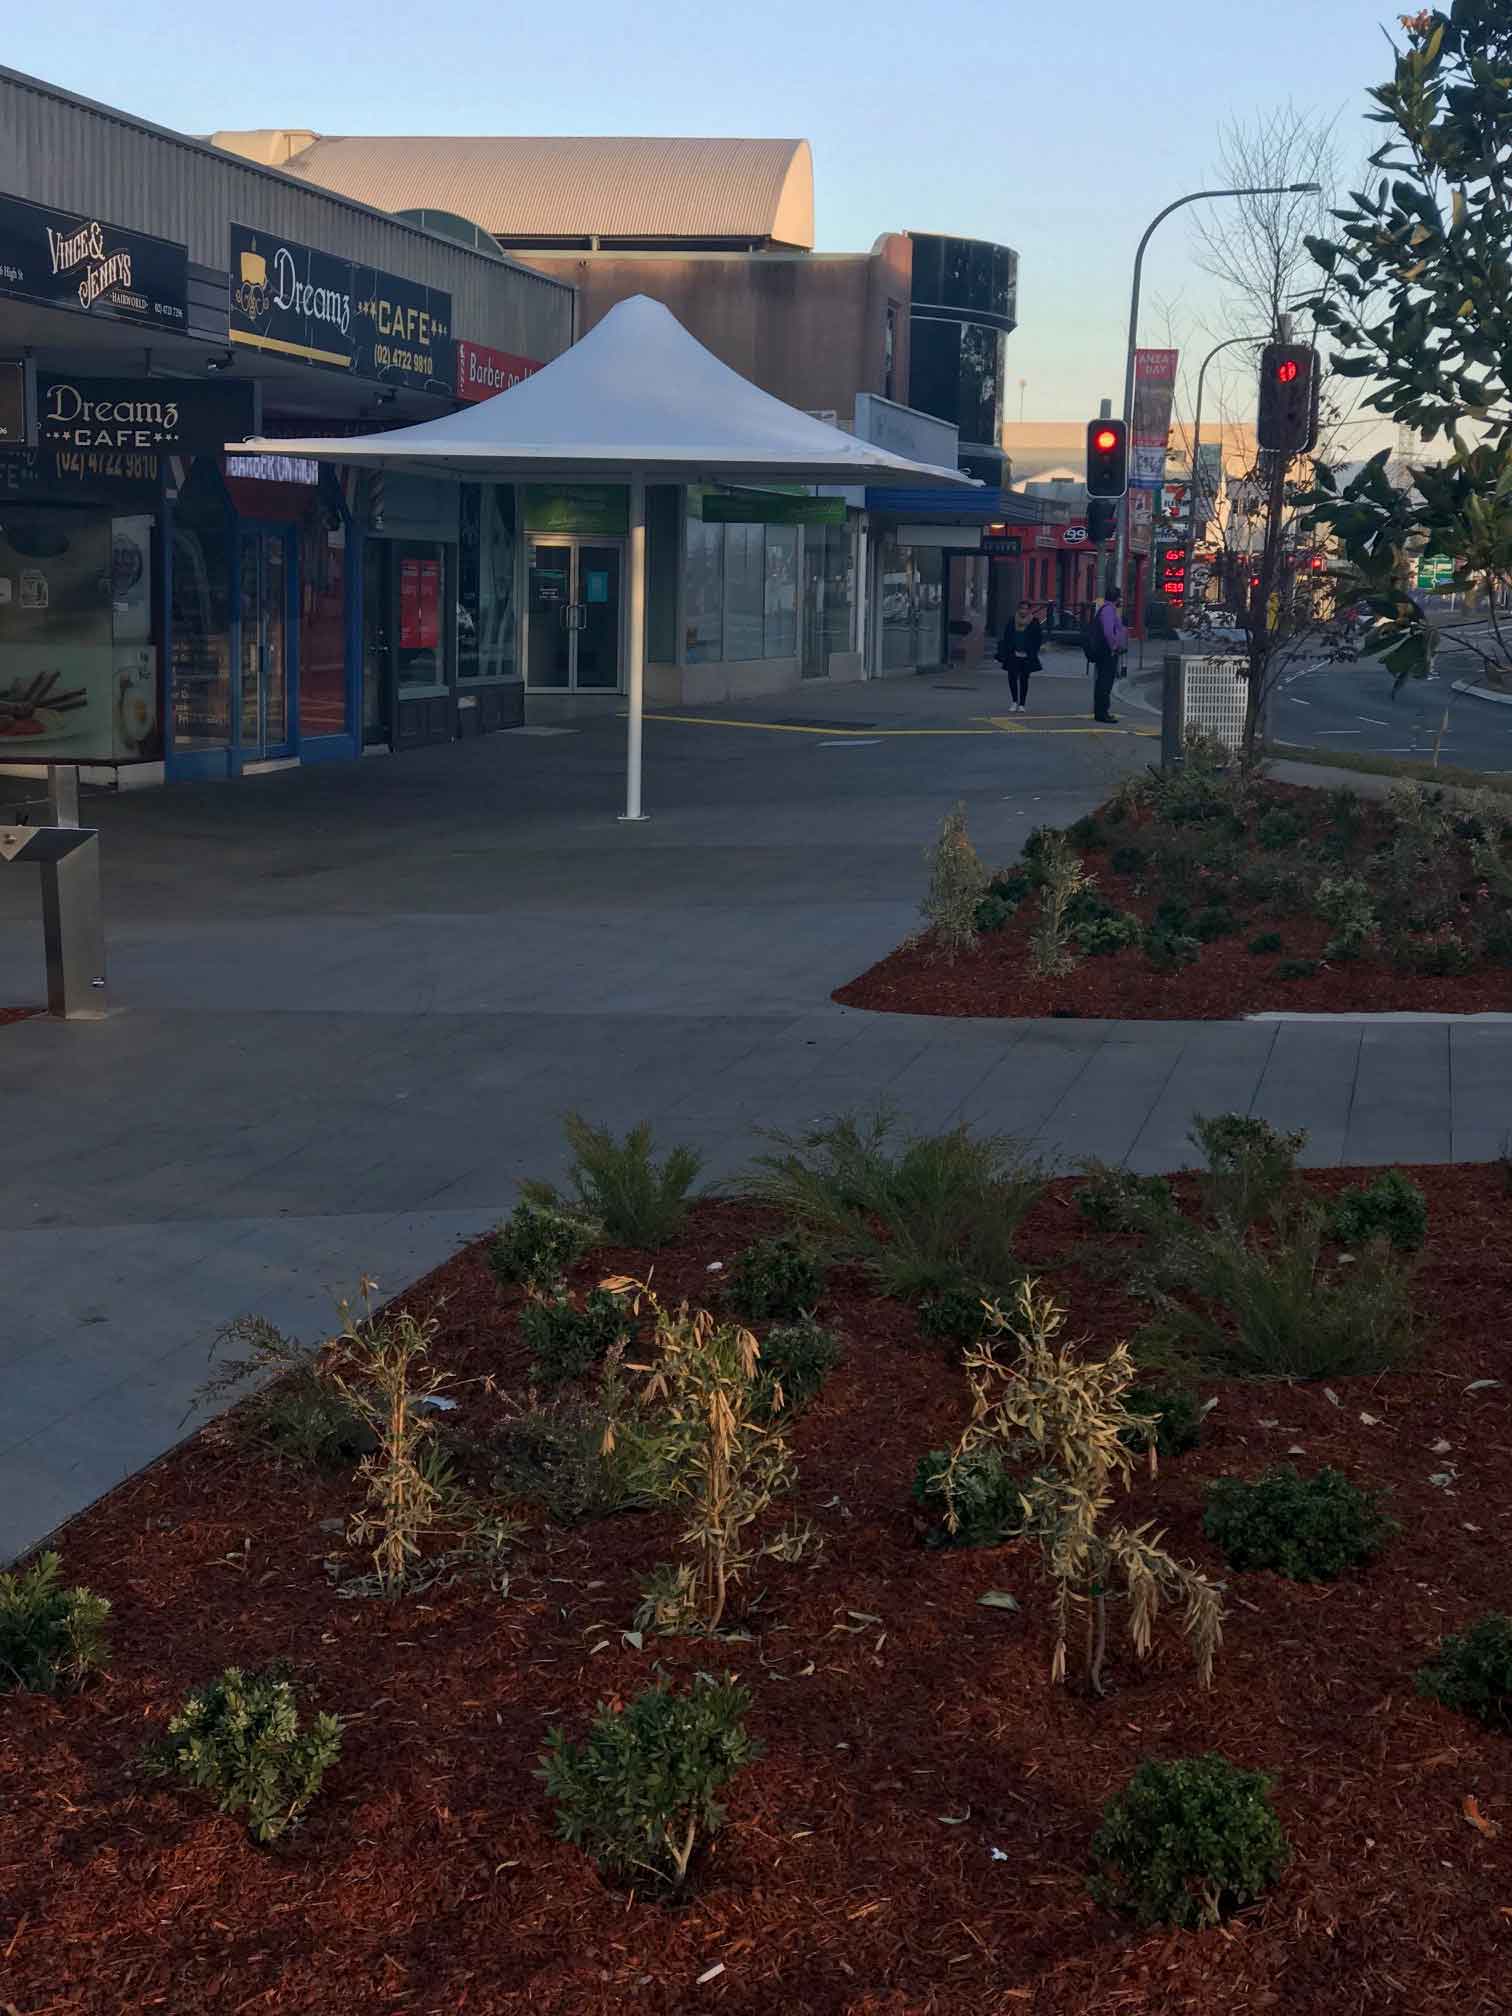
1112, 181, 1321, 607
1182, 333, 1267, 625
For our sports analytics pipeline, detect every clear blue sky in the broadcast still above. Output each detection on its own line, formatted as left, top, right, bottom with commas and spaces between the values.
9, 0, 1398, 425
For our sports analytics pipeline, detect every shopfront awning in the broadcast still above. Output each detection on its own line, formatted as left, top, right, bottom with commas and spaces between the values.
231, 294, 975, 817
862, 485, 1047, 523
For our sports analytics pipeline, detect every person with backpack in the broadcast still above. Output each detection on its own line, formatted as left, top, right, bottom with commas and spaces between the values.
995, 599, 1043, 712
1084, 588, 1128, 724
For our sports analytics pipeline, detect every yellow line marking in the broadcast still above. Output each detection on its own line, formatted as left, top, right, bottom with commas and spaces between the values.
639, 711, 1159, 741
644, 713, 1000, 737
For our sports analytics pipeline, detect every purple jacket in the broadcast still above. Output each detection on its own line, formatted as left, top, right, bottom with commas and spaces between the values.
1097, 603, 1128, 653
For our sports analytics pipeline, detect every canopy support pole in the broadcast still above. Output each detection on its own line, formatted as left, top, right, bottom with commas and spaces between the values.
621, 470, 648, 822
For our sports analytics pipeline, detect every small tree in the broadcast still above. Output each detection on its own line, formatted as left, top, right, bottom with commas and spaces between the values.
934, 1279, 1224, 1693
605, 1280, 797, 1634
1306, 8, 1512, 686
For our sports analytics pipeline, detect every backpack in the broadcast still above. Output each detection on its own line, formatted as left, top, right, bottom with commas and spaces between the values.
1083, 612, 1107, 659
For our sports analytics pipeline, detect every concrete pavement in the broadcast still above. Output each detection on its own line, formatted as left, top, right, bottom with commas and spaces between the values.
4, 668, 1511, 1562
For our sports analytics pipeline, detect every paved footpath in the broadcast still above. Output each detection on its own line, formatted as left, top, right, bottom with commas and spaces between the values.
3, 669, 1510, 1561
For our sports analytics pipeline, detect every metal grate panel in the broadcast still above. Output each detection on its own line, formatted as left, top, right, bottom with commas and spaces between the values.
1181, 655, 1249, 752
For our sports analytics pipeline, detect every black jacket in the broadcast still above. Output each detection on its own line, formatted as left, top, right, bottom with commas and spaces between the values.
999, 618, 1043, 667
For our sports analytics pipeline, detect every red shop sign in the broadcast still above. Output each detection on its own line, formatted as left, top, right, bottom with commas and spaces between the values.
455, 338, 542, 404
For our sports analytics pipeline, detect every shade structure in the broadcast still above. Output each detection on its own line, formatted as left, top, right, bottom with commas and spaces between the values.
230, 294, 977, 815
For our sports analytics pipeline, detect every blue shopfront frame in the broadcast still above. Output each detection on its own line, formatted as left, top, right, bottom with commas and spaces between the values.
163, 462, 362, 781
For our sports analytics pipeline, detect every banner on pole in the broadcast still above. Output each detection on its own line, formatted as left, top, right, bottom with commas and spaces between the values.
1131, 348, 1179, 489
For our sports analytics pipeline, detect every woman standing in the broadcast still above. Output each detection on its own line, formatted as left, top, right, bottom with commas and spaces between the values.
997, 599, 1043, 712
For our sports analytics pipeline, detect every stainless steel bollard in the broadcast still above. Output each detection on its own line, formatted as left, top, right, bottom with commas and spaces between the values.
0, 823, 107, 1019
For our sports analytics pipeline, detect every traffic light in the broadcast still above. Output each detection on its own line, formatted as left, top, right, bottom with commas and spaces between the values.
1257, 344, 1319, 454
1086, 498, 1117, 543
1086, 418, 1128, 497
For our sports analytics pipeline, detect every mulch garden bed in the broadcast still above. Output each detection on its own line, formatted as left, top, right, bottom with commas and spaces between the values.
836, 774, 1512, 1020
4, 1173, 1512, 2015
0, 1007, 40, 1027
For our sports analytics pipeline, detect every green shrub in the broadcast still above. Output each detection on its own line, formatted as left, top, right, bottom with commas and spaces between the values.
1152, 896, 1191, 932
1203, 1465, 1396, 1581
1256, 806, 1305, 851
490, 1200, 594, 1292
747, 1110, 1041, 1302
1247, 931, 1283, 955
986, 868, 1032, 906
1480, 917, 1512, 965
539, 1676, 760, 1889
145, 1665, 343, 1844
1068, 814, 1105, 848
1416, 1614, 1512, 1730
1275, 957, 1319, 980
1145, 925, 1201, 972
724, 1236, 825, 1323
1316, 873, 1377, 954
917, 1282, 995, 1346
1089, 1753, 1290, 1929
1075, 910, 1145, 956
1190, 1112, 1304, 1226
520, 1288, 631, 1385
754, 1319, 841, 1417
1123, 1384, 1204, 1457
1326, 1170, 1428, 1253
973, 889, 1019, 934
1110, 844, 1146, 876
913, 1446, 1023, 1547
920, 801, 989, 959
199, 1315, 373, 1470
1389, 929, 1474, 977
491, 1394, 670, 1524
1192, 902, 1239, 943
522, 1115, 702, 1249
1074, 1163, 1176, 1236
0, 1553, 110, 1695
1147, 1208, 1415, 1380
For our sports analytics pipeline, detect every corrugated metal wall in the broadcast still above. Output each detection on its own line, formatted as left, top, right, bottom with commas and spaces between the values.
0, 68, 574, 362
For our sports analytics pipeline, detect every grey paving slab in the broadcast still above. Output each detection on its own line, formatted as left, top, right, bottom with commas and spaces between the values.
1123, 1025, 1282, 1173
1249, 1022, 1363, 1164
1342, 1025, 1453, 1164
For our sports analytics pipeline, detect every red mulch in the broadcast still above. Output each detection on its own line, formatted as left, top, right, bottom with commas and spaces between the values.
0, 1007, 40, 1027
836, 786, 1512, 1020
5, 1178, 1512, 2015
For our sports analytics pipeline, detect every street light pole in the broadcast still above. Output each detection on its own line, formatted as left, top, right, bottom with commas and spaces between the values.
1112, 181, 1321, 609
1180, 333, 1266, 629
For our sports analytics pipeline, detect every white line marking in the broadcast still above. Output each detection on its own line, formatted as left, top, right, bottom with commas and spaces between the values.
1358, 716, 1390, 726
1286, 696, 1311, 706
817, 739, 882, 749
1315, 728, 1362, 735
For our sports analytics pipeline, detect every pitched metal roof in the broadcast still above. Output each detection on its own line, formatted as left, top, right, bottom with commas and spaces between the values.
239, 134, 815, 248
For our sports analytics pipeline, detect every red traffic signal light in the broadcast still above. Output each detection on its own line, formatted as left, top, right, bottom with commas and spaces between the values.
1085, 417, 1128, 498
1258, 343, 1318, 454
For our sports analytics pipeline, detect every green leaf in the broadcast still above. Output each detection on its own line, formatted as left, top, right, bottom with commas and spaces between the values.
977, 1590, 1021, 1611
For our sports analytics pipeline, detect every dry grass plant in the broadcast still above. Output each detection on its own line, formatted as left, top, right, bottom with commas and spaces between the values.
327, 1280, 461, 1596
1028, 834, 1089, 978
918, 802, 989, 961
604, 1278, 799, 1634
935, 1279, 1224, 1694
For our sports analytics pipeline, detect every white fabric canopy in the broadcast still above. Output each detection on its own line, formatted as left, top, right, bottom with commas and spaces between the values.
232, 293, 975, 489
230, 295, 975, 821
